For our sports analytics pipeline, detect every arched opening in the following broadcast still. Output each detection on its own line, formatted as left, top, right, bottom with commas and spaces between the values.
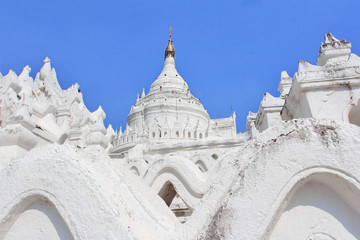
188, 132, 191, 138
164, 131, 167, 137
152, 132, 155, 138
199, 133, 203, 139
158, 181, 192, 223
193, 131, 197, 139
158, 181, 177, 207
176, 131, 179, 137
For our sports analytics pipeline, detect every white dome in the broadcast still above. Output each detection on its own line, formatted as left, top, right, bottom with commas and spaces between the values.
126, 49, 210, 140
112, 31, 237, 152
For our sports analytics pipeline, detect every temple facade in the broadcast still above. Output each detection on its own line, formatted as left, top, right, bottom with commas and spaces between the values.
0, 32, 359, 239
110, 32, 241, 222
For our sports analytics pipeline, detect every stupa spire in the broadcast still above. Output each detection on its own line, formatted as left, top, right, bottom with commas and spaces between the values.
165, 27, 175, 59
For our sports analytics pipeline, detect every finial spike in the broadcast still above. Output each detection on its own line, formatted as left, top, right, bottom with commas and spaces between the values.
165, 27, 175, 59
169, 26, 173, 40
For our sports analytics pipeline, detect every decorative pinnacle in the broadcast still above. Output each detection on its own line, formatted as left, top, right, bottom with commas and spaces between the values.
141, 88, 145, 98
165, 27, 175, 59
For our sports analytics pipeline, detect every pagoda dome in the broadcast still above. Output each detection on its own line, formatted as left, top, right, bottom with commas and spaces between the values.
125, 29, 210, 140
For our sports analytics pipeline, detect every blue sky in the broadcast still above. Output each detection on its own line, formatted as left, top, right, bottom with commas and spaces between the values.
1, 0, 360, 132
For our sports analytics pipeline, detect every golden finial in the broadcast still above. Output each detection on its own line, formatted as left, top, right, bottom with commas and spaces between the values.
169, 26, 173, 40
165, 27, 175, 59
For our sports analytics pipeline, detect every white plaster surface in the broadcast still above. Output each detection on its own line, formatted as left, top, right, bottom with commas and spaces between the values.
269, 181, 360, 240
4, 200, 74, 240
0, 33, 359, 240
202, 119, 360, 240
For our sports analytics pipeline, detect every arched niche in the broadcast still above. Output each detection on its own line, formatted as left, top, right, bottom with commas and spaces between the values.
2, 195, 74, 240
130, 166, 140, 176
143, 159, 206, 210
267, 172, 360, 240
195, 160, 208, 172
